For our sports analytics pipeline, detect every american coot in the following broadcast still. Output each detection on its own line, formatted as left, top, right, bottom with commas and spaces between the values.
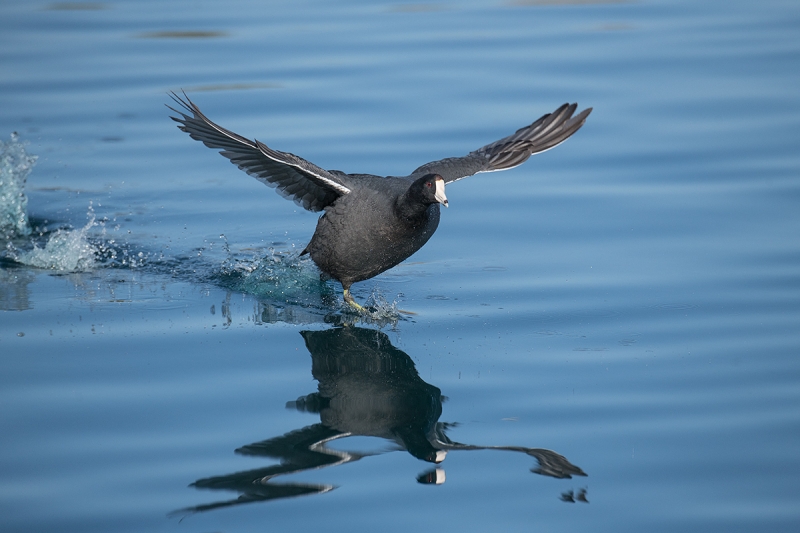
168, 93, 591, 311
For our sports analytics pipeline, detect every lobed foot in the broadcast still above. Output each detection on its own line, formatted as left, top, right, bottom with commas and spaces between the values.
342, 288, 366, 313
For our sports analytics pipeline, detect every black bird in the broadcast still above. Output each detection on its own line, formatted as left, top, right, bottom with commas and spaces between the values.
168, 93, 591, 310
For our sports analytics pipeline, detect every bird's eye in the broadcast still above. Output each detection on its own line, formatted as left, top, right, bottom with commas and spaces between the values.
426, 182, 432, 187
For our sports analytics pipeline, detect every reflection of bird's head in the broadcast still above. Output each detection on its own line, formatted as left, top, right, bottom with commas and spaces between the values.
417, 468, 446, 485
398, 427, 446, 463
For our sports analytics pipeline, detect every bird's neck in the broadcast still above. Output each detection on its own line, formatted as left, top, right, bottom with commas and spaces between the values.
395, 193, 433, 223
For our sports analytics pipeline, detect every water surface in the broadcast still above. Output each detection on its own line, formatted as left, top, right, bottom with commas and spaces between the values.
1, 1, 799, 532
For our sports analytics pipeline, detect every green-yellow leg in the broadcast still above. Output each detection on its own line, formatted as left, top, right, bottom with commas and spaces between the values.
342, 287, 366, 313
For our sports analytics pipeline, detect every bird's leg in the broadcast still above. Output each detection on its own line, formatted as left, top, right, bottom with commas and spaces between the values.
342, 287, 366, 313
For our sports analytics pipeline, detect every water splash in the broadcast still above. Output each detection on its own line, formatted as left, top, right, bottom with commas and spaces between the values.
6, 206, 153, 273
354, 288, 403, 323
0, 134, 403, 324
217, 241, 329, 304
213, 238, 404, 325
15, 211, 98, 271
0, 133, 37, 238
0, 131, 93, 271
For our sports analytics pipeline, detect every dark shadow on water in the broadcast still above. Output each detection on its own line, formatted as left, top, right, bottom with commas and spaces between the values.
173, 326, 585, 516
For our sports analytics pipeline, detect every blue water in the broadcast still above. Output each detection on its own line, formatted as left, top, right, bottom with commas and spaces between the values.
2, 0, 799, 531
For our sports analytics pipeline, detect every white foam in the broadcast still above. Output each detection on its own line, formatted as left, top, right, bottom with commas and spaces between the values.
17, 214, 98, 272
1, 134, 105, 272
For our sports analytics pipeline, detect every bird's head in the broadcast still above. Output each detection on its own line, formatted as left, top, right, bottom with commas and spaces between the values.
416, 173, 448, 207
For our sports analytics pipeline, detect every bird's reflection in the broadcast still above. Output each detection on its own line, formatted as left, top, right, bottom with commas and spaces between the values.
177, 326, 585, 514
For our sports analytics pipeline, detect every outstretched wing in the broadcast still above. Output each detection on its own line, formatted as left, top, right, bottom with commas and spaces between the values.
410, 103, 592, 183
168, 92, 351, 212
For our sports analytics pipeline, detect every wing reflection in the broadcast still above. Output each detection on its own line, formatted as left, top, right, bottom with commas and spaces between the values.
177, 326, 585, 514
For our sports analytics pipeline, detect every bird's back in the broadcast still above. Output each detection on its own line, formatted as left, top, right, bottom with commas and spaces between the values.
306, 176, 440, 285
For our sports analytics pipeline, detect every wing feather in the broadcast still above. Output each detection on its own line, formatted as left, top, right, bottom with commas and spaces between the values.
411, 103, 592, 183
168, 92, 350, 212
